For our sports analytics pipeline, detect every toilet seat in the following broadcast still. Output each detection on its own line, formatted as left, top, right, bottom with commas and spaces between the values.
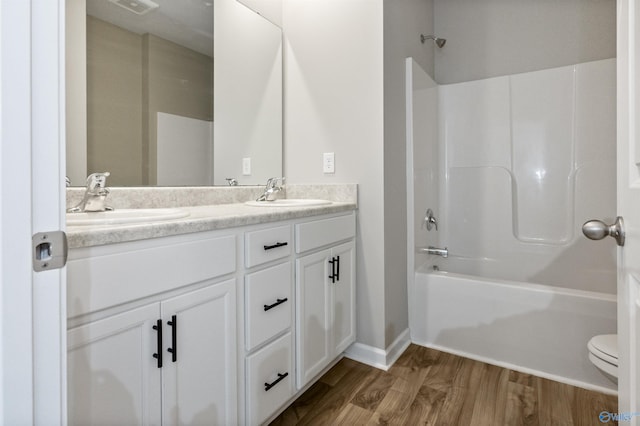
587, 334, 618, 380
588, 334, 618, 366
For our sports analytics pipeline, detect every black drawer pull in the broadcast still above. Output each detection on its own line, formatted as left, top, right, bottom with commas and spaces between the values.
264, 298, 288, 311
264, 372, 289, 392
152, 319, 163, 368
167, 315, 177, 363
328, 257, 336, 283
264, 242, 288, 251
336, 255, 340, 282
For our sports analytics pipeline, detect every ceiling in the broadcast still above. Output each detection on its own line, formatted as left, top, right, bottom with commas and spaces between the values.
86, 0, 214, 57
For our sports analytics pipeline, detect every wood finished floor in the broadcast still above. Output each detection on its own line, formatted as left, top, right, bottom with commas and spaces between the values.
270, 344, 618, 426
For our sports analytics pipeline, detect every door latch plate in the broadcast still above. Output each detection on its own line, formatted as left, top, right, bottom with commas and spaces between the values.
32, 231, 68, 272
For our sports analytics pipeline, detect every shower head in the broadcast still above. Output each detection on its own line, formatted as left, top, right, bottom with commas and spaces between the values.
420, 34, 446, 48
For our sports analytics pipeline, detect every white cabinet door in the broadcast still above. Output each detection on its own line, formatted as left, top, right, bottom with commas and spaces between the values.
331, 241, 356, 355
67, 304, 162, 426
296, 242, 357, 389
161, 279, 237, 426
296, 249, 332, 389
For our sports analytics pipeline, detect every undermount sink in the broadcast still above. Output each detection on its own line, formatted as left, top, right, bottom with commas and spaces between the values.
245, 199, 332, 207
67, 208, 189, 226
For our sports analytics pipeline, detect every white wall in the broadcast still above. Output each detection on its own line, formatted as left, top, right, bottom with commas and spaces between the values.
282, 0, 385, 349
383, 0, 434, 347
433, 0, 616, 84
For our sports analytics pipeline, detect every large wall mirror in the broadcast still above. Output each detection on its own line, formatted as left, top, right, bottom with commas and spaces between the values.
66, 0, 282, 187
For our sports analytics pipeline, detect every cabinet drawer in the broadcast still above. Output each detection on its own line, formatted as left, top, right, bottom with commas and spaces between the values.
245, 225, 292, 268
295, 213, 355, 253
245, 262, 292, 351
67, 234, 236, 318
246, 332, 294, 425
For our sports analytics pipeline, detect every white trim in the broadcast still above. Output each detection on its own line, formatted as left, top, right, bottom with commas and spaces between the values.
617, 0, 637, 417
405, 57, 416, 339
31, 0, 66, 423
414, 340, 618, 397
385, 329, 412, 367
1, 1, 35, 423
344, 328, 411, 371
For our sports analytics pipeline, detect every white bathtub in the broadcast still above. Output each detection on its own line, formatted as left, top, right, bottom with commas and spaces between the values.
410, 267, 617, 393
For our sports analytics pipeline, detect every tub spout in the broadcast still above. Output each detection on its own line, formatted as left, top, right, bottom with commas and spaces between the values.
419, 246, 448, 258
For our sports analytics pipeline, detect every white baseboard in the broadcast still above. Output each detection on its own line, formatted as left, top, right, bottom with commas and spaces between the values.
344, 328, 411, 371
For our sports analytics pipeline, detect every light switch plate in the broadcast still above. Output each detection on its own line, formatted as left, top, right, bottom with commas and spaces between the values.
323, 152, 335, 173
242, 157, 251, 175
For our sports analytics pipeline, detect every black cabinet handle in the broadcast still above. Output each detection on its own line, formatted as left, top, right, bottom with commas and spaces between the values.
264, 372, 289, 392
152, 319, 163, 368
336, 255, 340, 282
264, 298, 288, 312
328, 258, 336, 283
264, 242, 288, 251
167, 315, 177, 363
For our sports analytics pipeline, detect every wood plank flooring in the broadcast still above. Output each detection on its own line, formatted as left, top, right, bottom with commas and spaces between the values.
270, 344, 618, 426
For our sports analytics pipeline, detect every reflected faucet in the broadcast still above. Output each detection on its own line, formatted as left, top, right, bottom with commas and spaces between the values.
67, 172, 113, 213
256, 177, 285, 202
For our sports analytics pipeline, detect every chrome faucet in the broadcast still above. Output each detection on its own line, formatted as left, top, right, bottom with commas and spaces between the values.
419, 246, 448, 258
423, 209, 438, 231
67, 172, 113, 213
256, 177, 285, 202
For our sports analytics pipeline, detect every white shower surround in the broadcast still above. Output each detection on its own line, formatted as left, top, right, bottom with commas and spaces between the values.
406, 58, 618, 392
439, 58, 617, 293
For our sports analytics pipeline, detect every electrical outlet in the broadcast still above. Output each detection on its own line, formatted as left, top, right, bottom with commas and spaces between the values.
323, 152, 335, 174
242, 157, 251, 175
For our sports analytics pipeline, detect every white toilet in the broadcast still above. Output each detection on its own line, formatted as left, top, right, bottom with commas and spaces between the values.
587, 334, 618, 383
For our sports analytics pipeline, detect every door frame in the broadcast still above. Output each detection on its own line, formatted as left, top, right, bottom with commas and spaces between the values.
1, 0, 66, 423
617, 0, 638, 417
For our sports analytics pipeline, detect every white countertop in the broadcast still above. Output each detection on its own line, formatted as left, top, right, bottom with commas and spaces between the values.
66, 201, 356, 249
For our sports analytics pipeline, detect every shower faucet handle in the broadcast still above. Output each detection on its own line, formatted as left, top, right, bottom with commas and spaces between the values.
423, 208, 438, 231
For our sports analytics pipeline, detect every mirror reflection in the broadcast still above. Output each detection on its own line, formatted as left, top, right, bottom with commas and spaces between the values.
66, 0, 282, 187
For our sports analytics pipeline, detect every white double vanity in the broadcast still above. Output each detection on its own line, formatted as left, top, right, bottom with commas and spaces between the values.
65, 185, 357, 425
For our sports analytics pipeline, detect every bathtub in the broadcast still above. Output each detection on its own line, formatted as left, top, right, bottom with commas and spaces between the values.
410, 265, 617, 393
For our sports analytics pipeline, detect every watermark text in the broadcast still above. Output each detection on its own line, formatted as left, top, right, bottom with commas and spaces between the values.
599, 411, 640, 423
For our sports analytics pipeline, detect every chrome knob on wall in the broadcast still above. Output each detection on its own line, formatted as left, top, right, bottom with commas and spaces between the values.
582, 216, 625, 247
423, 209, 438, 231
